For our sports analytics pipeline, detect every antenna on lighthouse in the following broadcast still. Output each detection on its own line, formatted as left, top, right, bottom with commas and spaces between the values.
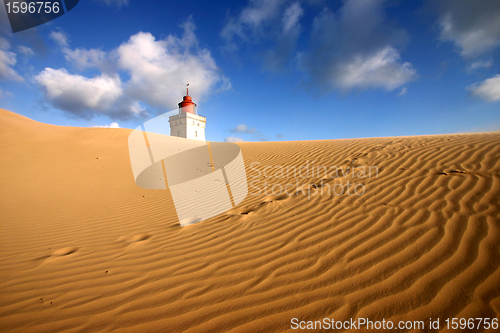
186, 82, 189, 96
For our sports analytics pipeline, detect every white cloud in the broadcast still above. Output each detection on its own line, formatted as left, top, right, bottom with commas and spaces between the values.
49, 31, 68, 47
228, 123, 267, 141
300, 0, 415, 92
225, 136, 245, 142
264, 2, 303, 72
230, 124, 256, 134
282, 2, 303, 33
0, 49, 24, 82
94, 122, 120, 128
63, 48, 107, 71
0, 88, 13, 99
215, 75, 233, 93
94, 0, 128, 8
222, 0, 302, 71
222, 0, 415, 81
35, 19, 229, 120
49, 30, 110, 72
467, 74, 500, 102
437, 0, 500, 58
398, 87, 407, 96
230, 0, 286, 34
466, 59, 493, 72
117, 19, 229, 109
0, 37, 10, 50
35, 68, 123, 116
335, 47, 416, 91
18, 45, 35, 57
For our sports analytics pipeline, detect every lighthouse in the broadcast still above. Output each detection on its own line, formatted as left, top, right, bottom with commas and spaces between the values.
169, 85, 206, 141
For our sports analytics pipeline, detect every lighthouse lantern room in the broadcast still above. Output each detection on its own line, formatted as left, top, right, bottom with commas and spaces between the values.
169, 85, 206, 141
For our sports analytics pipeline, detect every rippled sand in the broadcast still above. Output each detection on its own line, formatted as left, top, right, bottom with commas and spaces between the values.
1, 109, 499, 332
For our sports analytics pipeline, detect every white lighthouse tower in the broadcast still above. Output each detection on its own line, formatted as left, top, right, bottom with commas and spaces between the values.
169, 85, 206, 141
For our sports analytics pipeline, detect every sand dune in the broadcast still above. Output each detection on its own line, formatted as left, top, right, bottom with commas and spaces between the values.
0, 108, 499, 332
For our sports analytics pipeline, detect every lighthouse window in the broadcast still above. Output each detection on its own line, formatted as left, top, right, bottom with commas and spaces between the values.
197, 122, 199, 126
195, 131, 197, 137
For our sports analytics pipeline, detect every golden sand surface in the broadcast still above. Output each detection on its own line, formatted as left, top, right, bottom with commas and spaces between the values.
0, 108, 499, 332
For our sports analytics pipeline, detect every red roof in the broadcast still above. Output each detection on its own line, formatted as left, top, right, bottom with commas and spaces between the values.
178, 88, 197, 113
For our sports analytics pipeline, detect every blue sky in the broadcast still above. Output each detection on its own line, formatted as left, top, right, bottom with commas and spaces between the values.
1, 0, 499, 142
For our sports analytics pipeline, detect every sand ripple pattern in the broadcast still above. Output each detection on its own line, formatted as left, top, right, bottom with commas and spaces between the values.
0, 110, 499, 332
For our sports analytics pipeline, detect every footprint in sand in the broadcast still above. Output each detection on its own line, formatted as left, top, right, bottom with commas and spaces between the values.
128, 234, 151, 242
51, 247, 79, 257
226, 206, 256, 216
117, 234, 152, 247
263, 193, 289, 202
225, 194, 293, 219
436, 169, 466, 176
34, 247, 79, 264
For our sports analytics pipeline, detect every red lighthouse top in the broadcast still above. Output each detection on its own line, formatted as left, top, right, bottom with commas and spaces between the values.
178, 84, 197, 114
